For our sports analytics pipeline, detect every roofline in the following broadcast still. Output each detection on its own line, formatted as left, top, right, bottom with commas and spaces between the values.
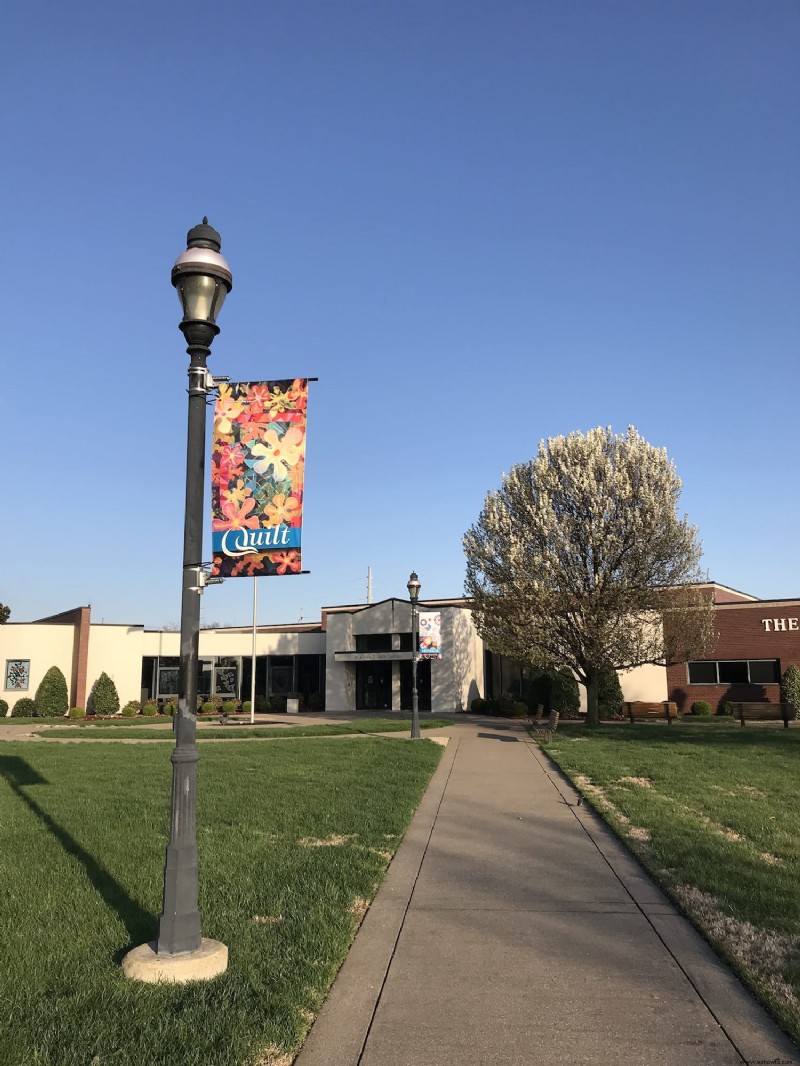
715, 598, 800, 609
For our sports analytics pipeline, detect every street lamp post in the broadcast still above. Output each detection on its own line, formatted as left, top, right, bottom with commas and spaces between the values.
122, 219, 232, 983
407, 572, 421, 739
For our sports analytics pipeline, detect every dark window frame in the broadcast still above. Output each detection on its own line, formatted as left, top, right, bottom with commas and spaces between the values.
687, 659, 780, 685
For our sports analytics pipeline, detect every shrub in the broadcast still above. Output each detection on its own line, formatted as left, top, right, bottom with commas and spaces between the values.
597, 667, 623, 717
255, 695, 270, 713
142, 703, 158, 716
68, 707, 86, 719
0, 698, 8, 717
200, 702, 216, 715
270, 695, 287, 713
598, 703, 622, 721
121, 704, 138, 717
163, 700, 177, 717
690, 700, 712, 718
779, 664, 800, 718
91, 672, 120, 715
509, 701, 529, 718
523, 666, 581, 717
241, 700, 252, 715
494, 692, 516, 716
470, 697, 487, 714
36, 666, 69, 717
12, 697, 37, 717
307, 690, 325, 712
717, 701, 734, 717
221, 701, 237, 716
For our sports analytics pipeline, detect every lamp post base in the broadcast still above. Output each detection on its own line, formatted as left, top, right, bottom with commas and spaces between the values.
122, 938, 228, 984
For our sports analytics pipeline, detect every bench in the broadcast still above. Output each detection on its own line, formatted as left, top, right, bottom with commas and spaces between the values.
729, 702, 795, 728
526, 704, 544, 725
531, 709, 560, 742
623, 701, 679, 725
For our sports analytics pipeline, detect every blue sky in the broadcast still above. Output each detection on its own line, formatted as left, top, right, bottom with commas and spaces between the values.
3, 1, 799, 628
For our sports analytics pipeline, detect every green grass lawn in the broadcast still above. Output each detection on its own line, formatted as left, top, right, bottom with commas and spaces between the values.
0, 736, 443, 1066
40, 717, 452, 740
540, 723, 800, 1045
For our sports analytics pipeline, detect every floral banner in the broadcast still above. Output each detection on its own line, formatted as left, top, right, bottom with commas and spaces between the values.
211, 379, 308, 578
418, 612, 442, 659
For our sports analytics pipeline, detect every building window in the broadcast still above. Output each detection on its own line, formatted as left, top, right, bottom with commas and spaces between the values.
355, 634, 392, 652
214, 657, 239, 697
717, 661, 749, 685
269, 655, 294, 695
157, 657, 180, 699
5, 660, 30, 691
687, 660, 779, 685
748, 660, 781, 684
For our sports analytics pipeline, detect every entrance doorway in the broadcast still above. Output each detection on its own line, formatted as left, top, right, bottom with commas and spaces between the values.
356, 662, 392, 710
400, 659, 432, 711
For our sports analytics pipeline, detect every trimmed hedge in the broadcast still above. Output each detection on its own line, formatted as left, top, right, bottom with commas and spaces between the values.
91, 672, 120, 715
690, 700, 713, 717
780, 664, 800, 717
142, 703, 158, 717
12, 697, 36, 717
36, 666, 69, 718
307, 691, 325, 712
68, 707, 86, 719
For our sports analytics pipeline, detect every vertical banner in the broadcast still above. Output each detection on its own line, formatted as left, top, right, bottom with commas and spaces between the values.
418, 612, 442, 659
211, 379, 308, 577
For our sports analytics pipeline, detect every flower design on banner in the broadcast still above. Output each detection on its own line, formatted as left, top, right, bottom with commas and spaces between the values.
263, 493, 301, 527
210, 379, 309, 578
243, 383, 272, 413
212, 496, 260, 532
247, 425, 304, 482
214, 385, 245, 436
270, 550, 301, 575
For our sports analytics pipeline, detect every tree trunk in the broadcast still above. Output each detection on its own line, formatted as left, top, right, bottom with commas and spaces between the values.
585, 669, 599, 728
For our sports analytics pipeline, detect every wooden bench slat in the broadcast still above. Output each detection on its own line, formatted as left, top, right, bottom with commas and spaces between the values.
731, 702, 794, 728
624, 701, 678, 724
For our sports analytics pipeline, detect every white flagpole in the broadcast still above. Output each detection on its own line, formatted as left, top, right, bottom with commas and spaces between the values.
250, 577, 258, 724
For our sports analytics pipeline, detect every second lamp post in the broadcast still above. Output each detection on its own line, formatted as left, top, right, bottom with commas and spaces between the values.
407, 571, 421, 739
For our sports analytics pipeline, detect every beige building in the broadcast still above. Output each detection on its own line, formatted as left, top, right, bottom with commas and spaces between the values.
1, 598, 667, 715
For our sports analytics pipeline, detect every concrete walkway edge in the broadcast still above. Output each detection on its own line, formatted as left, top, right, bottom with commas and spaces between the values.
296, 737, 460, 1065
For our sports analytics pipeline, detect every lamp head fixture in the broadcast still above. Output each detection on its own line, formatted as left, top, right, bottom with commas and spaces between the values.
407, 571, 421, 604
172, 218, 233, 349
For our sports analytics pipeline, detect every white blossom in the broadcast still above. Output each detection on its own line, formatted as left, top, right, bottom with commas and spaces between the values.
463, 426, 714, 725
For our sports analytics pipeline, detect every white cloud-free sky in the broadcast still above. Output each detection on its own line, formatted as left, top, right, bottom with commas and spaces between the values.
2, 0, 798, 628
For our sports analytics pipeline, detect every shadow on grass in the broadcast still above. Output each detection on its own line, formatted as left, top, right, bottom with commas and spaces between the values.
0, 755, 155, 952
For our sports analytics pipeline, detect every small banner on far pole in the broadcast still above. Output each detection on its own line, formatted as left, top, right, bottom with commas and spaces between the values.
418, 612, 442, 659
211, 379, 308, 578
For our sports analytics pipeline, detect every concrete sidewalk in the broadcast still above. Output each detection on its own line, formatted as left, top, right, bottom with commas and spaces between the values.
296, 718, 799, 1066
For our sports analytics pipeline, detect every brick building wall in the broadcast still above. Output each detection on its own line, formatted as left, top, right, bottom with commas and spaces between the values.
667, 599, 800, 711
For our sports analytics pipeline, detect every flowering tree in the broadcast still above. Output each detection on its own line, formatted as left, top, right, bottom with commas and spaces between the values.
463, 426, 714, 726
